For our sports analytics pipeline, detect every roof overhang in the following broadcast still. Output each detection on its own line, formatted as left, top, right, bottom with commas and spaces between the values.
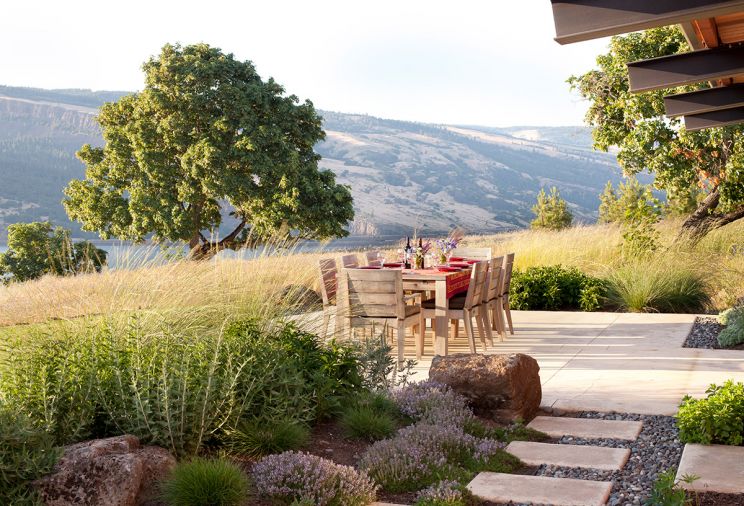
550, 0, 744, 130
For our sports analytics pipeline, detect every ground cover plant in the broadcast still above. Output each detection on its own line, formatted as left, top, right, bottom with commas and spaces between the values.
677, 380, 744, 445
717, 307, 744, 347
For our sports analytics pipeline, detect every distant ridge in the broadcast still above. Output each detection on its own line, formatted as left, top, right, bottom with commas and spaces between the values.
0, 86, 626, 240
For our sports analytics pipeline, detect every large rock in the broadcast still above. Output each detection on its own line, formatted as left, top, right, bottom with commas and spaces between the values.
35, 435, 176, 506
429, 353, 541, 422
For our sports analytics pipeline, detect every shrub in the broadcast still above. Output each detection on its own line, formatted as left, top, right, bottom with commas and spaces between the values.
0, 404, 61, 505
414, 480, 476, 506
509, 265, 607, 311
718, 307, 744, 347
719, 306, 744, 326
605, 262, 710, 313
392, 381, 473, 427
644, 467, 687, 506
340, 406, 396, 441
222, 417, 310, 458
0, 317, 365, 455
161, 458, 248, 506
359, 422, 517, 493
677, 380, 744, 445
252, 451, 377, 506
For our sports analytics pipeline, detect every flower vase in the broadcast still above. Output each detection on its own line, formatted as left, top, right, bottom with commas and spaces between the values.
438, 253, 447, 265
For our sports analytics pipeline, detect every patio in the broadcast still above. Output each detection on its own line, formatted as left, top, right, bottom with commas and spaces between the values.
393, 310, 744, 416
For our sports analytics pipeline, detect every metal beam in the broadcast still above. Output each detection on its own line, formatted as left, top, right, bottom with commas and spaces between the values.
684, 105, 744, 130
665, 85, 744, 116
627, 45, 744, 92
552, 0, 744, 44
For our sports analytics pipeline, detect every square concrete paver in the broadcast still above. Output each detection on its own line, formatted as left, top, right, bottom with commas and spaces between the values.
676, 443, 744, 493
527, 416, 643, 441
505, 441, 630, 471
468, 472, 612, 506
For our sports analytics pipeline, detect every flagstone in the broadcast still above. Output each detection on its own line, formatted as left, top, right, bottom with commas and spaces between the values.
505, 440, 630, 471
676, 443, 744, 493
527, 416, 643, 440
467, 472, 612, 506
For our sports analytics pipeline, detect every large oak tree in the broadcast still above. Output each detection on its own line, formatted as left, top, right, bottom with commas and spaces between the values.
569, 27, 744, 240
64, 43, 354, 258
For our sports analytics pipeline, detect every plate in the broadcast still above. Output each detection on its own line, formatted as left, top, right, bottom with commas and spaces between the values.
448, 262, 470, 268
383, 262, 403, 268
449, 256, 465, 262
359, 266, 382, 269
435, 265, 461, 272
465, 260, 479, 264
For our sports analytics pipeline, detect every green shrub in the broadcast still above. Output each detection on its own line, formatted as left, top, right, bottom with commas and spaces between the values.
719, 306, 744, 326
510, 265, 606, 311
0, 404, 61, 505
677, 380, 744, 445
161, 458, 249, 506
340, 406, 396, 441
605, 263, 710, 313
223, 417, 310, 458
0, 317, 365, 455
718, 307, 744, 347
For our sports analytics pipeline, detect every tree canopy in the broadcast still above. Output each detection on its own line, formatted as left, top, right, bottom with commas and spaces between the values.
64, 43, 354, 258
0, 222, 107, 283
530, 187, 573, 231
569, 27, 744, 239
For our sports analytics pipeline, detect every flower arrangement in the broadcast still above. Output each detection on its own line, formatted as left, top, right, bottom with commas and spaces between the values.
435, 234, 461, 264
252, 451, 377, 506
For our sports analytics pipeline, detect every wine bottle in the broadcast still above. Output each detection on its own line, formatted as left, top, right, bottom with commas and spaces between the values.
404, 237, 412, 269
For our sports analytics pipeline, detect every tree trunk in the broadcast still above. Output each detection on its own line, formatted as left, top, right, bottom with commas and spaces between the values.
187, 221, 247, 260
677, 187, 744, 243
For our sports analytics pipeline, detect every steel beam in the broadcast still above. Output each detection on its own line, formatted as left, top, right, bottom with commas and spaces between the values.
627, 45, 744, 92
684, 105, 744, 129
665, 85, 744, 116
552, 0, 744, 44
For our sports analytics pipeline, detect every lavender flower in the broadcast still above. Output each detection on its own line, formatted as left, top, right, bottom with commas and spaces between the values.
252, 451, 377, 506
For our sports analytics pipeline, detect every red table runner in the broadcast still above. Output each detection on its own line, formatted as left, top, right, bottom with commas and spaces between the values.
404, 269, 470, 298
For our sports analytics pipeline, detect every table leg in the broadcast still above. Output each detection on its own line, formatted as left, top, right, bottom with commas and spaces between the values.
434, 280, 449, 356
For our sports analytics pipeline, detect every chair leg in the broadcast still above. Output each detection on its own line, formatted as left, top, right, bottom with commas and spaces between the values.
322, 311, 330, 338
475, 307, 489, 351
451, 319, 459, 339
463, 311, 476, 354
491, 302, 505, 342
416, 315, 425, 359
397, 320, 406, 370
480, 306, 494, 348
504, 301, 514, 335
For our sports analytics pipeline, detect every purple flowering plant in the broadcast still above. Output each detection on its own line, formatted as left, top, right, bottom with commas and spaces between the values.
252, 451, 377, 506
414, 479, 471, 506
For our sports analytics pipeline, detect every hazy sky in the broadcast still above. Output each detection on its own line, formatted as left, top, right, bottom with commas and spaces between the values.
0, 0, 611, 126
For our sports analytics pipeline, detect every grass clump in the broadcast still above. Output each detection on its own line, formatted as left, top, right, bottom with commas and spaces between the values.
161, 458, 249, 506
605, 261, 710, 313
223, 417, 310, 458
0, 404, 60, 505
677, 380, 744, 445
340, 391, 399, 441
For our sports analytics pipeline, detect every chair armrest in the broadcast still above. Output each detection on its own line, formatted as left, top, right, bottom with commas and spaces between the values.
404, 293, 422, 303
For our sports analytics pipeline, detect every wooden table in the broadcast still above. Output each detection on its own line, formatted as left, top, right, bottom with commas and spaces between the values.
401, 268, 471, 356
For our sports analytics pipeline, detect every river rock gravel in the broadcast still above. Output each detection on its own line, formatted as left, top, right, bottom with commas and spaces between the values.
515, 412, 683, 506
683, 316, 724, 349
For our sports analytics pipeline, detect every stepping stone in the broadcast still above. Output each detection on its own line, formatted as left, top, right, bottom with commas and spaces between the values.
505, 441, 630, 471
468, 472, 612, 506
528, 416, 643, 441
676, 443, 744, 493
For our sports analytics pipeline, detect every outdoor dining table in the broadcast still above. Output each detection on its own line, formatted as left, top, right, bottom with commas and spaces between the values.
400, 267, 471, 356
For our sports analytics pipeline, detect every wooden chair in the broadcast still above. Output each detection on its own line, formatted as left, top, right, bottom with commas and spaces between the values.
418, 261, 490, 357
341, 254, 360, 269
338, 268, 423, 367
451, 247, 492, 261
501, 253, 515, 335
484, 256, 506, 342
365, 250, 382, 267
318, 258, 338, 337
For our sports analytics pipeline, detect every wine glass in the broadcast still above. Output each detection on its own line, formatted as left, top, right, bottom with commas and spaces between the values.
377, 251, 386, 266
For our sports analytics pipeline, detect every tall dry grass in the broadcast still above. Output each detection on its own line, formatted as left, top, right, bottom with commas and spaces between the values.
1, 219, 743, 328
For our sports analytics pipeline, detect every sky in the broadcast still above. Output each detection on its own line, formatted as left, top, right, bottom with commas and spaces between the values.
0, 0, 611, 127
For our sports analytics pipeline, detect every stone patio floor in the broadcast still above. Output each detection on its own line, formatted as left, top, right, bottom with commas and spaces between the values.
399, 310, 744, 416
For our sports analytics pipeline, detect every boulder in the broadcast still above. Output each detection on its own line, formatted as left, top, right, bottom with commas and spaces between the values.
35, 435, 176, 506
429, 353, 541, 422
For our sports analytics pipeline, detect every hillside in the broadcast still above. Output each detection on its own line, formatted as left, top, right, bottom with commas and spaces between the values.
0, 85, 626, 240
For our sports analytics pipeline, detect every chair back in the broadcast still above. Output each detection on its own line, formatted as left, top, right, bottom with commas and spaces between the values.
452, 247, 492, 260
365, 250, 382, 267
341, 254, 360, 268
502, 253, 515, 298
340, 268, 405, 319
318, 258, 337, 306
486, 256, 504, 302
462, 260, 488, 310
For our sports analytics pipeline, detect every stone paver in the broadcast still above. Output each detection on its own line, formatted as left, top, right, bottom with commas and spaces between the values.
468, 472, 612, 506
527, 416, 643, 440
505, 440, 630, 471
676, 443, 744, 493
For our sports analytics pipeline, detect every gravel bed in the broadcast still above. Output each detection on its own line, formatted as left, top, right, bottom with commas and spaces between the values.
683, 316, 725, 349
527, 412, 683, 506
